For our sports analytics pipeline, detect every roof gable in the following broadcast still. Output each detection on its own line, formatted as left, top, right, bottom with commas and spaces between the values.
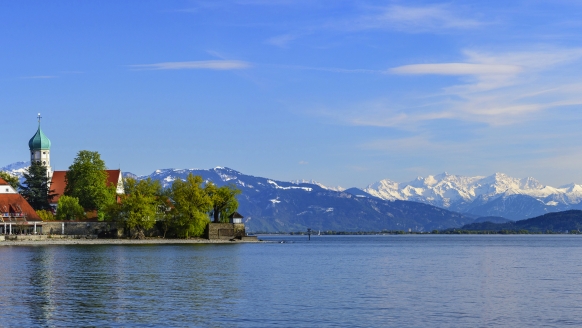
50, 169, 124, 204
0, 194, 41, 221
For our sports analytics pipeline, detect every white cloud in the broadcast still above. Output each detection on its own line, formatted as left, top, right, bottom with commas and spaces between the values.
390, 63, 522, 76
266, 33, 301, 48
353, 4, 484, 32
130, 60, 251, 70
298, 161, 308, 165
330, 47, 582, 127
20, 75, 57, 79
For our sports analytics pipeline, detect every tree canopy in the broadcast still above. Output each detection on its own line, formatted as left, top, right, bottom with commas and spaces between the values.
170, 174, 213, 238
205, 183, 241, 223
64, 150, 115, 212
109, 177, 162, 238
36, 209, 55, 221
19, 161, 54, 210
0, 171, 19, 190
56, 196, 85, 220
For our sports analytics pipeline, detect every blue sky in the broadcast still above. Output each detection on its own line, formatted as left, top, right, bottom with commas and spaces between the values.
4, 0, 582, 188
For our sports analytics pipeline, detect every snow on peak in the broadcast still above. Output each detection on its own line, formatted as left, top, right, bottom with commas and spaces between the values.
290, 179, 345, 191
363, 172, 582, 208
268, 180, 312, 192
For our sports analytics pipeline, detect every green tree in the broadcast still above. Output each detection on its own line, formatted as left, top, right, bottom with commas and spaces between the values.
0, 171, 19, 190
64, 150, 116, 213
56, 195, 86, 220
111, 177, 161, 238
155, 188, 174, 238
36, 209, 55, 221
19, 161, 54, 210
170, 174, 212, 238
205, 183, 241, 223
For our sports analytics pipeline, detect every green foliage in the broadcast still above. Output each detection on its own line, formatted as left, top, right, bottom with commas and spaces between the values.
64, 150, 115, 212
0, 171, 19, 190
56, 195, 86, 220
170, 174, 212, 238
36, 209, 55, 221
110, 178, 162, 233
19, 161, 54, 210
205, 183, 241, 223
154, 188, 174, 238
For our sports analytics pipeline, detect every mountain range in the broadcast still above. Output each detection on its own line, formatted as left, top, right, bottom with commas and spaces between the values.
4, 161, 582, 230
124, 167, 473, 232
459, 210, 582, 233
1, 162, 472, 232
360, 172, 582, 221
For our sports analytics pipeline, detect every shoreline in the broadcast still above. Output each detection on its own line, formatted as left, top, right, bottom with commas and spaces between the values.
0, 238, 263, 246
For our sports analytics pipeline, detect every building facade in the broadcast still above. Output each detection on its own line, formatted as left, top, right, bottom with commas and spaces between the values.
0, 178, 43, 234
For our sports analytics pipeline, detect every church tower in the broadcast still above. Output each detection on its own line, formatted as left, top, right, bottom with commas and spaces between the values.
28, 113, 53, 178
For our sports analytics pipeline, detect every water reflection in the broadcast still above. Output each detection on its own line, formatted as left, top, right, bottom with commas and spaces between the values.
27, 247, 56, 326
3, 237, 582, 327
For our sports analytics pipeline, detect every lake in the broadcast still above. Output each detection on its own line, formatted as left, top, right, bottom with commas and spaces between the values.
1, 235, 582, 327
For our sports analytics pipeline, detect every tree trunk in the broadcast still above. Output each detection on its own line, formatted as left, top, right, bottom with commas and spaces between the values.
213, 208, 220, 223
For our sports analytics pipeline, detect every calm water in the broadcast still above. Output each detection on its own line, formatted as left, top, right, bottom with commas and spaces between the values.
2, 235, 582, 327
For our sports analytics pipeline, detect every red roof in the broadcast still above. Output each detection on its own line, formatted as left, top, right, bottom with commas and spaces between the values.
0, 177, 8, 185
50, 171, 67, 203
50, 169, 122, 204
0, 194, 41, 221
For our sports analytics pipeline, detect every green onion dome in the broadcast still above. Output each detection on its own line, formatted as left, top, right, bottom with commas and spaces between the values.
28, 124, 51, 150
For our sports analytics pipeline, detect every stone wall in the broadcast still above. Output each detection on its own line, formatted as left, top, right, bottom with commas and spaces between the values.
43, 221, 123, 237
207, 223, 246, 239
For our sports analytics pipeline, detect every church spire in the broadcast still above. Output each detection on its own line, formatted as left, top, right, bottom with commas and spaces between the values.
28, 114, 53, 178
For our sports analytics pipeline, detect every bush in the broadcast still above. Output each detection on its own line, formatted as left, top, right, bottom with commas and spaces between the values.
36, 209, 55, 221
56, 195, 86, 220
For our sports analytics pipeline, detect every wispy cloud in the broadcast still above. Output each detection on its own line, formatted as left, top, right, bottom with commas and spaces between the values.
351, 4, 484, 32
130, 60, 251, 70
390, 63, 522, 76
298, 160, 308, 165
20, 75, 58, 79
277, 64, 380, 74
328, 47, 582, 127
266, 33, 302, 48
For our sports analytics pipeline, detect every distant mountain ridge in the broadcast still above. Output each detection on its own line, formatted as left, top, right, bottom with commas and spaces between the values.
460, 210, 582, 233
362, 172, 582, 221
1, 161, 29, 179
123, 167, 474, 232
5, 160, 581, 227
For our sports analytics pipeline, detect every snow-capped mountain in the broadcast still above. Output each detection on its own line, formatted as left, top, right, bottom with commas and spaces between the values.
0, 161, 29, 183
362, 172, 582, 220
290, 179, 346, 192
0, 161, 29, 178
124, 167, 473, 232
5, 158, 581, 225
